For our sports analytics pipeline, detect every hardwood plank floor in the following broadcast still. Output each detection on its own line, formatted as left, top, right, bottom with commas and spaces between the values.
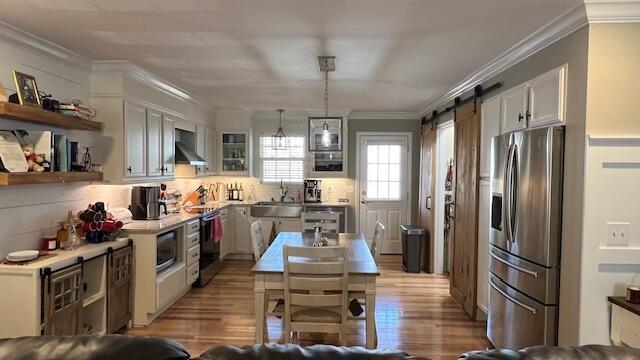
126, 255, 489, 359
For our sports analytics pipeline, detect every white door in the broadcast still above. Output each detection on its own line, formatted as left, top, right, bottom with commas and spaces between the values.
146, 108, 163, 177
358, 134, 410, 254
124, 101, 147, 178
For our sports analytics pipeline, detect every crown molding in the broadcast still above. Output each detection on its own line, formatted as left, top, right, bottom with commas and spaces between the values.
348, 111, 418, 121
585, 0, 640, 23
91, 60, 200, 104
0, 20, 91, 70
417, 3, 588, 117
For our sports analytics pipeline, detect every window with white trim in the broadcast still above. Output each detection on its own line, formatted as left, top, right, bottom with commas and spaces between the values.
260, 136, 305, 183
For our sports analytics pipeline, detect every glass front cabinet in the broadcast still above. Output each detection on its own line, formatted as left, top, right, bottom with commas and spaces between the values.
218, 131, 251, 176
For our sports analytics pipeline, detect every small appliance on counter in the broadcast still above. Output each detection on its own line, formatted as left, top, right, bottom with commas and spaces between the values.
304, 179, 322, 203
130, 186, 167, 220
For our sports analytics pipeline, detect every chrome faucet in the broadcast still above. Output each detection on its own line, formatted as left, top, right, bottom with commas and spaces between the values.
279, 180, 289, 202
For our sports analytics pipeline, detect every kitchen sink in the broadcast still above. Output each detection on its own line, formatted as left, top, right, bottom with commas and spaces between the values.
250, 202, 303, 218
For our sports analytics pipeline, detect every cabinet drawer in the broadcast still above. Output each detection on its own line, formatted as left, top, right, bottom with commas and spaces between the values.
156, 264, 186, 310
186, 220, 200, 235
187, 232, 200, 247
187, 244, 200, 266
187, 262, 199, 285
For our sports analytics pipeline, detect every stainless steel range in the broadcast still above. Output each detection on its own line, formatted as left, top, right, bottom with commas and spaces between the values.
193, 209, 221, 287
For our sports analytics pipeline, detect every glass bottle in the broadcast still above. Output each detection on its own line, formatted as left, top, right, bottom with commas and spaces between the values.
238, 184, 244, 201
57, 222, 68, 249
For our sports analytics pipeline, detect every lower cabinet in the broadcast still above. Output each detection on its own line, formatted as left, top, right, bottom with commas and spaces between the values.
220, 208, 232, 258
42, 243, 133, 336
250, 217, 302, 244
233, 207, 251, 254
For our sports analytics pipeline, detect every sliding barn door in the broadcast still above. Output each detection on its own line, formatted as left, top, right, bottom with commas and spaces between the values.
450, 102, 481, 318
418, 122, 436, 272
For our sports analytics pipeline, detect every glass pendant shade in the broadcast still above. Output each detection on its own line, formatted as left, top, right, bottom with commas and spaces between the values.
321, 121, 331, 148
272, 109, 287, 150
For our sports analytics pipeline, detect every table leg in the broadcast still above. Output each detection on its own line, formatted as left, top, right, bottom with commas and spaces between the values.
365, 277, 377, 349
255, 274, 266, 344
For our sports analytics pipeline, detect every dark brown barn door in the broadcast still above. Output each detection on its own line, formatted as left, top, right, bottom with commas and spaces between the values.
450, 102, 481, 318
418, 122, 436, 272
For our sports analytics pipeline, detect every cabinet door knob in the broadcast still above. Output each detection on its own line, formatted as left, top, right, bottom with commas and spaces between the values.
526, 110, 531, 120
127, 166, 132, 173
518, 113, 523, 122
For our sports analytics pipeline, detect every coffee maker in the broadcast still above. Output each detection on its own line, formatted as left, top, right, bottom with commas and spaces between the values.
130, 186, 167, 220
304, 180, 322, 203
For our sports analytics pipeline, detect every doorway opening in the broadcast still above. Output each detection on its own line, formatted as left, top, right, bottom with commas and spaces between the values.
434, 120, 454, 274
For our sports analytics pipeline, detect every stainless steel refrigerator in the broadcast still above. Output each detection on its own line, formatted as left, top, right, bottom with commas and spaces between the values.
487, 126, 564, 349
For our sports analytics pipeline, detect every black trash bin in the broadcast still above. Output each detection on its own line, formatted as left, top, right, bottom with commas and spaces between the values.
400, 224, 426, 273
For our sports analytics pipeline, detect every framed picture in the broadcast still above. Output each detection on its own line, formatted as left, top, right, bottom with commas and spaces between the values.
12, 71, 41, 107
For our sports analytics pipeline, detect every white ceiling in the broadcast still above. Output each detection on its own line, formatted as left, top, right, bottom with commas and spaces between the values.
0, 0, 581, 111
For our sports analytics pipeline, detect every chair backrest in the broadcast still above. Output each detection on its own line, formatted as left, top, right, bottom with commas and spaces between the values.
250, 219, 267, 263
370, 222, 386, 263
301, 212, 340, 233
283, 245, 349, 324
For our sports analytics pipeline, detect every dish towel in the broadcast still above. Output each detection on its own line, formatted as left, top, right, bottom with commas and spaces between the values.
213, 214, 222, 243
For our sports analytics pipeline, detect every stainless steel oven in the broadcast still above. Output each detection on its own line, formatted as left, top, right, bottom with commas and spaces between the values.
157, 230, 177, 274
193, 210, 221, 287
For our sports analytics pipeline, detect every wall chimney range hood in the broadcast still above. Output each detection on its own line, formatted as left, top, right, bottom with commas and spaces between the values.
174, 128, 206, 166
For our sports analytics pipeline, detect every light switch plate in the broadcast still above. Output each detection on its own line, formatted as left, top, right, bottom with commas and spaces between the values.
346, 185, 354, 193
607, 222, 630, 246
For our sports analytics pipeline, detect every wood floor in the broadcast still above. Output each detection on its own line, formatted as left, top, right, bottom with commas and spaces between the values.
126, 255, 489, 359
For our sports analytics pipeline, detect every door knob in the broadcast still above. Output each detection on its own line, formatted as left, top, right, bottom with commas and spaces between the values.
361, 199, 367, 204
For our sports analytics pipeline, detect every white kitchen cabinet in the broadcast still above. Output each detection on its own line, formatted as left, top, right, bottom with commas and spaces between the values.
205, 127, 216, 175
195, 125, 207, 176
162, 115, 176, 177
220, 208, 232, 258
146, 108, 163, 177
480, 95, 501, 179
219, 131, 250, 176
500, 84, 528, 134
476, 179, 490, 319
233, 207, 251, 254
527, 65, 566, 128
124, 100, 147, 178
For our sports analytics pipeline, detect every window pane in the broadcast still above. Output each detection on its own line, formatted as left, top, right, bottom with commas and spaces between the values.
378, 163, 389, 181
389, 145, 401, 164
378, 181, 389, 198
367, 181, 378, 198
389, 181, 401, 199
368, 145, 378, 164
390, 164, 400, 181
378, 145, 389, 164
260, 135, 305, 183
368, 164, 378, 181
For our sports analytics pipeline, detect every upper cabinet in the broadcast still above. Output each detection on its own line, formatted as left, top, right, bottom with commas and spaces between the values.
146, 108, 163, 178
205, 127, 216, 176
499, 64, 567, 135
124, 101, 147, 178
218, 131, 251, 176
480, 95, 501, 179
527, 65, 566, 127
500, 84, 528, 134
162, 115, 176, 177
195, 125, 207, 177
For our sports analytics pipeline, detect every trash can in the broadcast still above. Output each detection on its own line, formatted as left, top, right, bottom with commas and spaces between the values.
400, 224, 426, 273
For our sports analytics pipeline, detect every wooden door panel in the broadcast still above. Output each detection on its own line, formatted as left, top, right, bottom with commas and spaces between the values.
450, 102, 481, 318
418, 123, 436, 271
43, 264, 83, 335
108, 245, 133, 333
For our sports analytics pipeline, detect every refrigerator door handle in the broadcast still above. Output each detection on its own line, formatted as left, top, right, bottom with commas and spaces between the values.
489, 277, 537, 315
510, 144, 519, 241
490, 248, 538, 278
504, 144, 514, 243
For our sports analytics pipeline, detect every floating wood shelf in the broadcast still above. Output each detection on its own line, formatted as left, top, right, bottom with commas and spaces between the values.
0, 171, 103, 186
0, 102, 102, 131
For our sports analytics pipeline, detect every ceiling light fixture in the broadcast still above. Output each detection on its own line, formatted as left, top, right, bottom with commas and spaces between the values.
272, 108, 287, 150
319, 56, 335, 149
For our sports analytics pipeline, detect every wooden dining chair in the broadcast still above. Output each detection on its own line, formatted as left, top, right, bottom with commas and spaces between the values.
301, 212, 340, 234
347, 222, 385, 346
283, 245, 349, 345
250, 219, 283, 340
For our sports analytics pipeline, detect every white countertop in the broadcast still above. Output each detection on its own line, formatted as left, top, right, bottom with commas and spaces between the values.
0, 237, 130, 273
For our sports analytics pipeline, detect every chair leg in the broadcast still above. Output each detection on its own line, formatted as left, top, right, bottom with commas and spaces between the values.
284, 322, 291, 344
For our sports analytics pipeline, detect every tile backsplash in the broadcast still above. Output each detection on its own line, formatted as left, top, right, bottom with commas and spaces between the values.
0, 176, 355, 259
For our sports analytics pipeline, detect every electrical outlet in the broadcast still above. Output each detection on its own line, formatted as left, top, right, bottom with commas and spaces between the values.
346, 185, 355, 193
607, 222, 630, 246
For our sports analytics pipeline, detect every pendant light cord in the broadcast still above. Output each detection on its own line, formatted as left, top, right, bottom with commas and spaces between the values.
324, 69, 329, 117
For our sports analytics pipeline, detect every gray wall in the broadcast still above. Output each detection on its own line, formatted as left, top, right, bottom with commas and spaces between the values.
347, 118, 422, 227
449, 26, 589, 345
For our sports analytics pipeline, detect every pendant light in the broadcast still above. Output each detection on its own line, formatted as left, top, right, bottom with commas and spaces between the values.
272, 108, 287, 150
321, 60, 332, 148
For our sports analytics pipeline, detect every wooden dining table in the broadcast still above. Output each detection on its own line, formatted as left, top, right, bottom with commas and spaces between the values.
251, 231, 380, 348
